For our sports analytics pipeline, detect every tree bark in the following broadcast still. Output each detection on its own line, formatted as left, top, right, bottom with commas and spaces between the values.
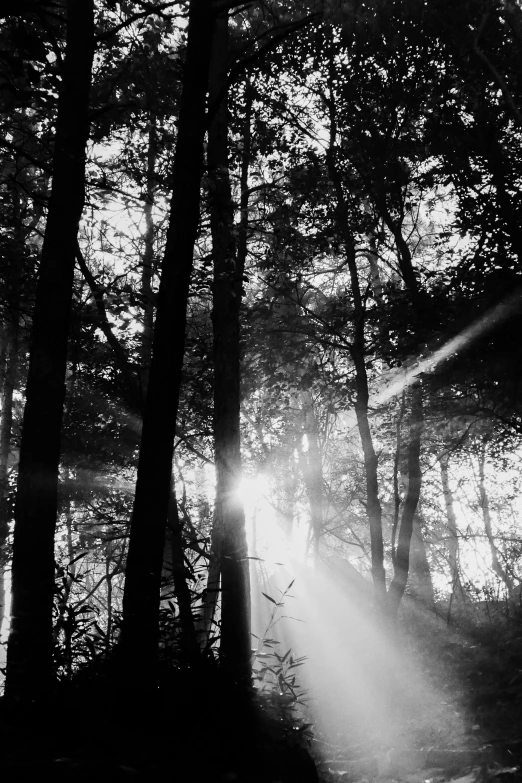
208, 11, 251, 685
118, 0, 216, 680
408, 517, 435, 610
0, 259, 19, 631
391, 391, 406, 567
326, 134, 386, 605
140, 111, 157, 385
299, 393, 323, 564
5, 0, 94, 702
439, 451, 462, 605
202, 77, 253, 653
0, 320, 15, 631
388, 383, 423, 616
477, 447, 514, 595
166, 482, 199, 660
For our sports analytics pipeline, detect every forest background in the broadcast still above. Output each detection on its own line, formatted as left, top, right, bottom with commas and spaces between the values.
1, 0, 522, 780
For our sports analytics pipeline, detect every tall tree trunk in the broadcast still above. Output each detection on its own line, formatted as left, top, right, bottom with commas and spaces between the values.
391, 391, 407, 567
118, 0, 216, 680
0, 307, 18, 630
166, 482, 199, 660
139, 114, 198, 660
439, 451, 462, 607
202, 78, 253, 649
140, 111, 157, 387
0, 137, 25, 632
208, 11, 251, 686
388, 383, 424, 616
408, 517, 435, 610
374, 176, 426, 616
477, 447, 514, 595
201, 518, 221, 648
326, 124, 386, 605
275, 444, 297, 538
5, 0, 94, 702
299, 393, 323, 564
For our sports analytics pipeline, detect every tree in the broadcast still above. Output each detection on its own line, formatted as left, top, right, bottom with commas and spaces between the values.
117, 0, 217, 683
5, 0, 95, 702
207, 11, 251, 686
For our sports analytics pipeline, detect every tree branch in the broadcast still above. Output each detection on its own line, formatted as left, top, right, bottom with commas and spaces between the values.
75, 243, 144, 412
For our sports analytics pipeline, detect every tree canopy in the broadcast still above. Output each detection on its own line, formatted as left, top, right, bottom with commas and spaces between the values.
1, 0, 522, 780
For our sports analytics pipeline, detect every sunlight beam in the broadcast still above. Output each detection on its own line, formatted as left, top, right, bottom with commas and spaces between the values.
373, 288, 522, 404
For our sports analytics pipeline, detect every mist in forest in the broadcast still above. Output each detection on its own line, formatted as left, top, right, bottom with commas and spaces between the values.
251, 552, 468, 767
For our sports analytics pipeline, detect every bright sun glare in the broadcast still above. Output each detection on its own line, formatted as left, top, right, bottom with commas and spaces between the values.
237, 475, 309, 568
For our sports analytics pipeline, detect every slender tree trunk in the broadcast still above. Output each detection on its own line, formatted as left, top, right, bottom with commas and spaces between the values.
388, 383, 424, 616
166, 483, 199, 659
201, 520, 221, 648
326, 133, 386, 604
140, 112, 157, 387
0, 315, 17, 630
106, 545, 113, 651
201, 78, 253, 651
5, 0, 94, 702
118, 0, 216, 681
208, 11, 251, 685
373, 175, 426, 617
139, 115, 198, 660
275, 445, 297, 537
439, 451, 462, 607
391, 391, 406, 567
408, 517, 435, 610
477, 448, 514, 595
299, 393, 323, 564
0, 150, 24, 632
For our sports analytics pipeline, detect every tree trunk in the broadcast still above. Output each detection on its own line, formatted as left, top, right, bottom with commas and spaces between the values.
118, 0, 216, 681
477, 447, 514, 595
0, 309, 17, 631
166, 483, 199, 660
208, 11, 251, 686
0, 135, 25, 632
439, 451, 462, 606
408, 517, 435, 610
139, 111, 157, 390
5, 0, 94, 702
275, 444, 297, 537
388, 383, 424, 616
391, 391, 407, 567
326, 132, 386, 605
299, 393, 323, 564
202, 77, 253, 654
201, 517, 221, 649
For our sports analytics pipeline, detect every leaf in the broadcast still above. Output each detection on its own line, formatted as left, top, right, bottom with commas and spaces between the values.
262, 592, 277, 604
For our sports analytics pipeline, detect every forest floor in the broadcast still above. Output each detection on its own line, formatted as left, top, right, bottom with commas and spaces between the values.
1, 601, 522, 783
311, 600, 522, 783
